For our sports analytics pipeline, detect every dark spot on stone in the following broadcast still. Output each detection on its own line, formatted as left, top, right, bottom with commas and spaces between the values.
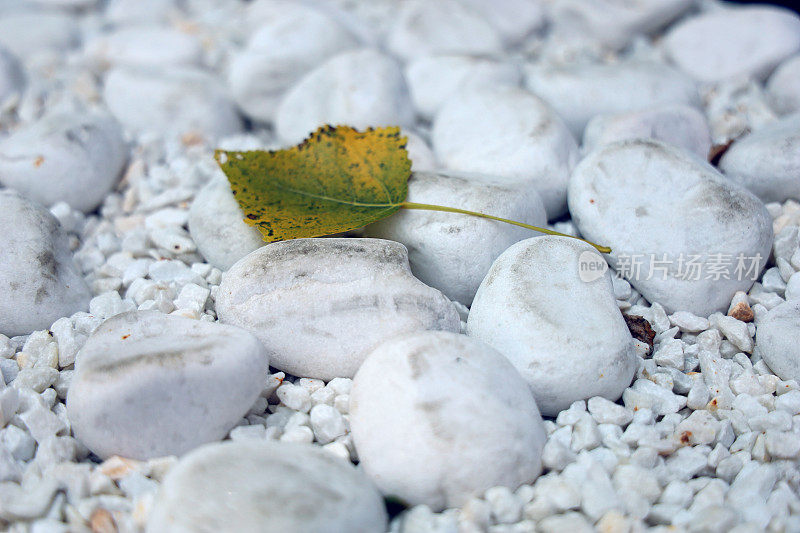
407, 348, 429, 379
34, 286, 48, 304
36, 250, 58, 280
623, 314, 655, 348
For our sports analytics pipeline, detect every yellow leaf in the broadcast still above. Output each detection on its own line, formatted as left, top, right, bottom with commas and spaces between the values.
215, 124, 612, 253
215, 125, 410, 242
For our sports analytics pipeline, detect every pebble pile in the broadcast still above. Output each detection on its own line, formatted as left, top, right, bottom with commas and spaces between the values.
1, 0, 800, 532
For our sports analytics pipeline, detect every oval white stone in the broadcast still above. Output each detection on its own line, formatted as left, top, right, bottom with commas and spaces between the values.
568, 139, 773, 316
0, 111, 128, 213
188, 177, 263, 271
103, 66, 242, 140
466, 236, 637, 416
524, 61, 700, 138
386, 0, 503, 62
662, 6, 800, 83
85, 26, 202, 70
216, 238, 460, 380
365, 171, 547, 306
767, 55, 800, 115
350, 331, 546, 510
432, 87, 578, 219
275, 48, 413, 144
228, 2, 358, 124
67, 311, 269, 460
547, 0, 693, 51
146, 441, 387, 533
719, 114, 800, 203
0, 190, 91, 337
0, 9, 79, 58
756, 301, 800, 382
582, 104, 711, 159
405, 55, 520, 120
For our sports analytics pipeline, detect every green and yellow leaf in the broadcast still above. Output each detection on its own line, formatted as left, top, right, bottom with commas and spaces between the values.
215, 125, 409, 241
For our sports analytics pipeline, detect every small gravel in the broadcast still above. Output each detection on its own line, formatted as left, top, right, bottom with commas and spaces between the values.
1, 1, 800, 532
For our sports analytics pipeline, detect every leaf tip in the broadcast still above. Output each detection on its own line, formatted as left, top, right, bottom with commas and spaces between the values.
214, 149, 228, 166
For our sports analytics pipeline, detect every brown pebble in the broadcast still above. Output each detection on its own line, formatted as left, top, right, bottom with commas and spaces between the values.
623, 314, 655, 347
90, 508, 118, 533
729, 301, 754, 322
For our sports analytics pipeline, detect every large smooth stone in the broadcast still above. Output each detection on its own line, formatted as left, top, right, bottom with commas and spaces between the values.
103, 66, 242, 140
432, 87, 578, 219
386, 0, 503, 62
662, 6, 800, 83
466, 236, 636, 416
0, 112, 128, 213
719, 114, 800, 203
67, 311, 269, 460
216, 238, 460, 380
568, 139, 773, 316
0, 191, 90, 337
275, 48, 413, 144
146, 441, 387, 533
0, 45, 24, 103
582, 104, 711, 159
365, 171, 547, 306
767, 55, 800, 115
188, 177, 263, 271
405, 55, 520, 120
350, 331, 546, 510
756, 301, 800, 381
228, 1, 357, 124
523, 61, 700, 137
547, 0, 693, 51
85, 26, 202, 70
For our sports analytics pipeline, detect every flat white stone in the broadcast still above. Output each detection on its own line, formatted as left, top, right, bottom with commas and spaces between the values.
432, 87, 578, 219
103, 66, 242, 140
0, 45, 24, 104
228, 2, 357, 123
386, 0, 503, 62
0, 111, 127, 213
719, 114, 800, 203
216, 238, 460, 380
187, 177, 263, 271
0, 191, 90, 337
146, 441, 387, 533
662, 6, 800, 83
568, 139, 773, 316
365, 171, 547, 306
275, 48, 413, 144
350, 331, 546, 510
757, 301, 800, 382
405, 55, 520, 120
66, 311, 269, 459
466, 236, 637, 416
524, 61, 700, 137
767, 55, 800, 115
85, 26, 202, 70
582, 105, 711, 159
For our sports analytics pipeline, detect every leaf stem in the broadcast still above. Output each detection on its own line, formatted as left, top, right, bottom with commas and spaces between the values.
400, 202, 612, 254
